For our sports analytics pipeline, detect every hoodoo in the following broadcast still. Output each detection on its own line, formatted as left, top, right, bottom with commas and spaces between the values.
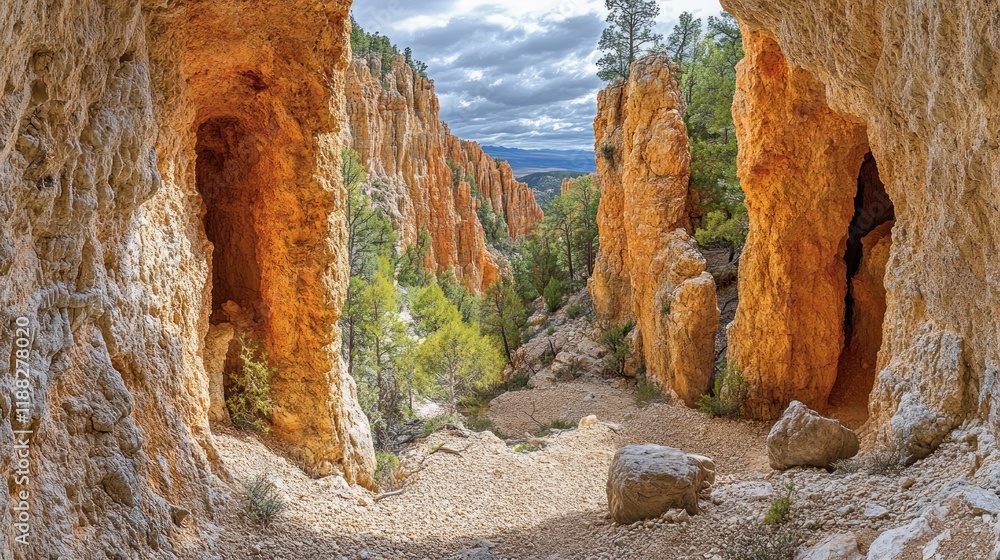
590, 54, 720, 406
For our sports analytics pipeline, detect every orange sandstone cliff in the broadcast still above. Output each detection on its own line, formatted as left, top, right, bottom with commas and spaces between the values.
722, 0, 998, 461
343, 56, 543, 291
589, 54, 720, 406
0, 0, 374, 557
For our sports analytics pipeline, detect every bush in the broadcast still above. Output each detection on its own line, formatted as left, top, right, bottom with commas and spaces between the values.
635, 372, 663, 405
832, 440, 904, 475
533, 418, 574, 437
696, 206, 749, 250
228, 335, 276, 432
763, 483, 795, 525
601, 142, 614, 159
543, 278, 566, 312
422, 414, 462, 437
374, 451, 404, 491
697, 362, 748, 418
464, 411, 502, 436
504, 374, 530, 391
722, 520, 799, 560
565, 303, 587, 320
514, 443, 539, 453
244, 473, 286, 528
599, 322, 634, 377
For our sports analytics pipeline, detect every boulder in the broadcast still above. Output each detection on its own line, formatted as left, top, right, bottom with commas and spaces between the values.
795, 534, 863, 560
767, 401, 860, 470
866, 518, 930, 560
606, 445, 715, 524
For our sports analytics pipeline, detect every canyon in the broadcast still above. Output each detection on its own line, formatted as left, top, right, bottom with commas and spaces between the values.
343, 56, 542, 292
1, 0, 999, 558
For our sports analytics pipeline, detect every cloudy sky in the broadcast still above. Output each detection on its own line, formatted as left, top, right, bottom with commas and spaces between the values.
351, 0, 727, 151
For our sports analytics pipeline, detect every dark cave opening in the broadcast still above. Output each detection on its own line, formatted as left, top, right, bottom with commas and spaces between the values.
828, 152, 895, 423
195, 117, 264, 324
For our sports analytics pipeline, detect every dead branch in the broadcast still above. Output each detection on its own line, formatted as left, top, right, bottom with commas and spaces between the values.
430, 445, 468, 456
524, 402, 546, 428
374, 489, 404, 502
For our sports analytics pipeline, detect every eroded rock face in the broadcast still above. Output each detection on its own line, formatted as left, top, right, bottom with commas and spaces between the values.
590, 54, 719, 405
723, 0, 1000, 460
606, 444, 715, 524
1, 0, 373, 557
725, 29, 870, 418
344, 56, 542, 291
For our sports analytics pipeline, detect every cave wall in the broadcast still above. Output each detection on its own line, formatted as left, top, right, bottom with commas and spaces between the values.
590, 54, 719, 406
0, 0, 371, 557
723, 0, 1000, 460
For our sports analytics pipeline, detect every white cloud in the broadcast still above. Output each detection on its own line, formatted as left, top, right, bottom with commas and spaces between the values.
352, 0, 727, 149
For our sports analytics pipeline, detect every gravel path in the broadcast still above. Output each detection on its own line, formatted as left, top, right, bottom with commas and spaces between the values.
205, 377, 997, 560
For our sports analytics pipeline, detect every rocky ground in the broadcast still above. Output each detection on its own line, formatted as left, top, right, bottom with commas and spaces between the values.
201, 296, 1000, 560
205, 390, 998, 558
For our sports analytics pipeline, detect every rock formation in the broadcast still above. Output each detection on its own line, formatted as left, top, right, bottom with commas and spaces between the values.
722, 0, 1000, 461
343, 56, 542, 291
1, 0, 374, 557
590, 54, 719, 406
724, 29, 871, 419
606, 444, 715, 524
767, 401, 860, 470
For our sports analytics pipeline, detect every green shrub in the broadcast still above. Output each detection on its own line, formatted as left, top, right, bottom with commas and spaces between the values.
548, 419, 574, 430
227, 335, 276, 433
504, 374, 530, 391
763, 483, 795, 525
374, 451, 402, 490
696, 206, 749, 250
422, 414, 461, 437
244, 473, 286, 528
566, 303, 587, 320
635, 372, 663, 405
464, 412, 498, 435
722, 519, 799, 560
533, 418, 574, 437
514, 443, 539, 453
543, 278, 566, 312
697, 362, 748, 418
601, 142, 614, 159
599, 322, 634, 377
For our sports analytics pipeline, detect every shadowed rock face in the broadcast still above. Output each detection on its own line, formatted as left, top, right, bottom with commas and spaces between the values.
1, 0, 373, 557
590, 54, 719, 406
722, 0, 1000, 459
344, 56, 543, 292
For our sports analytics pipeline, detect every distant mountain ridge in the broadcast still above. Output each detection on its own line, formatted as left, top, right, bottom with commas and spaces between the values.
520, 170, 591, 207
482, 145, 597, 176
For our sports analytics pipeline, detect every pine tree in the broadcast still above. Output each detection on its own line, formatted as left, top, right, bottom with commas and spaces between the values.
597, 0, 663, 82
480, 278, 526, 365
415, 321, 504, 414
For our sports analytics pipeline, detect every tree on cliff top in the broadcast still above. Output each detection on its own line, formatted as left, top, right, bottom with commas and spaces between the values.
597, 0, 663, 82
